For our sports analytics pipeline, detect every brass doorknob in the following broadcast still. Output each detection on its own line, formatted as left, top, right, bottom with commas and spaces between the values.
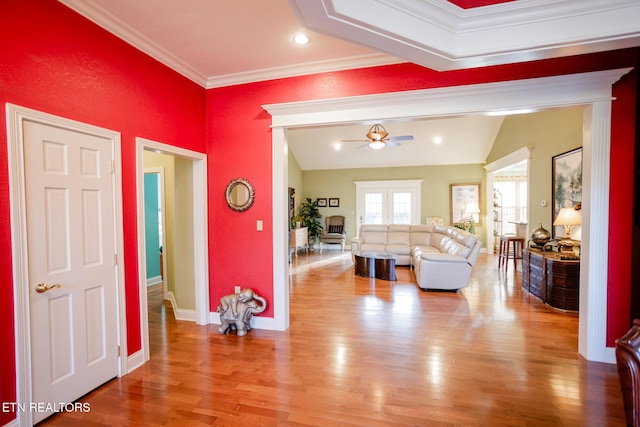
35, 283, 61, 293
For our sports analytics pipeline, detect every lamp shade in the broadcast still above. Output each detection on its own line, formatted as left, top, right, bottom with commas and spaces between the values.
366, 124, 388, 141
553, 207, 582, 226
465, 202, 480, 215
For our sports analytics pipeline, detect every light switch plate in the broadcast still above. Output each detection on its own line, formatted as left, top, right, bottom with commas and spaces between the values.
257, 220, 263, 231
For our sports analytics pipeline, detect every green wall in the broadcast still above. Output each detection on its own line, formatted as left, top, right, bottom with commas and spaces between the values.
486, 107, 583, 234
301, 164, 487, 248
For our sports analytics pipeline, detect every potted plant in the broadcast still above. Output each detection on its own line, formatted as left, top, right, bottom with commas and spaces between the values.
299, 197, 323, 248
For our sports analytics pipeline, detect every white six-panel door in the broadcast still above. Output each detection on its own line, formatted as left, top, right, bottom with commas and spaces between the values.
23, 120, 118, 424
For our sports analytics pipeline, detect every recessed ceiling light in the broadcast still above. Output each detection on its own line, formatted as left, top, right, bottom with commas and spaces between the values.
433, 137, 442, 144
293, 33, 309, 45
333, 143, 341, 151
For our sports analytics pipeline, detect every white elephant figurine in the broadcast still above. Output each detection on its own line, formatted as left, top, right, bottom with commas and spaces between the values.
217, 288, 267, 336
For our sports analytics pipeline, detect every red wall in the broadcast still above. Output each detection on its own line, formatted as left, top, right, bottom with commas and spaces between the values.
1, 1, 638, 425
207, 52, 639, 322
0, 1, 205, 423
608, 66, 639, 345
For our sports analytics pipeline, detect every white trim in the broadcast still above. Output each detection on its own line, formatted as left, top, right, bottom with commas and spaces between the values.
146, 276, 163, 286
6, 104, 126, 427
205, 54, 402, 89
126, 349, 145, 374
272, 127, 289, 331
353, 179, 423, 227
291, 0, 640, 70
135, 138, 209, 369
58, 0, 399, 88
264, 69, 627, 128
579, 102, 614, 363
166, 292, 197, 322
265, 68, 631, 363
58, 0, 207, 85
484, 146, 532, 174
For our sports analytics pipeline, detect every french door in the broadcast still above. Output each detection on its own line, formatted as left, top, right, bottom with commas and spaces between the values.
355, 180, 422, 232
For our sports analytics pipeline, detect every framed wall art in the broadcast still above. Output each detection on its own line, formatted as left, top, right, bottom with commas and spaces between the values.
317, 198, 327, 207
552, 147, 582, 238
329, 198, 340, 207
450, 183, 481, 225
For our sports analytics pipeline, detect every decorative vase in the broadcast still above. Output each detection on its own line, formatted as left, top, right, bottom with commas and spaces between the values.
531, 223, 551, 245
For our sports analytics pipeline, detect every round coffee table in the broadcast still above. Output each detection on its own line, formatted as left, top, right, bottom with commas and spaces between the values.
353, 251, 397, 281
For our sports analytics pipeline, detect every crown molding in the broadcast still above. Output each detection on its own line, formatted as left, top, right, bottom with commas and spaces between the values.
59, 1, 400, 88
263, 68, 632, 127
205, 53, 402, 89
59, 0, 208, 86
291, 0, 640, 70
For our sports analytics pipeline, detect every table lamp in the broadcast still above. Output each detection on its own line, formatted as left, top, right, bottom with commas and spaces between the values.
464, 202, 480, 234
553, 207, 581, 251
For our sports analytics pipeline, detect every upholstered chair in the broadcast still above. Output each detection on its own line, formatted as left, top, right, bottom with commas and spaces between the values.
616, 319, 640, 427
319, 215, 346, 252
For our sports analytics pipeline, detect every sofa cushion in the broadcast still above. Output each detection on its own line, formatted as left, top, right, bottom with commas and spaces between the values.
360, 243, 387, 253
360, 224, 389, 232
410, 225, 433, 247
429, 232, 449, 251
388, 225, 411, 243
455, 232, 477, 249
386, 244, 411, 256
446, 241, 471, 258
421, 252, 469, 264
360, 231, 388, 245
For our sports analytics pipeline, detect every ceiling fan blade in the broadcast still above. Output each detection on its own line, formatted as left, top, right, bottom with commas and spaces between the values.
386, 140, 401, 148
388, 135, 414, 142
356, 143, 370, 149
342, 139, 368, 142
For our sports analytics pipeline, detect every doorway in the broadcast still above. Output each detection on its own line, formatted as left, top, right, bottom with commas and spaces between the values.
144, 169, 166, 289
266, 69, 630, 363
485, 147, 532, 254
135, 137, 209, 366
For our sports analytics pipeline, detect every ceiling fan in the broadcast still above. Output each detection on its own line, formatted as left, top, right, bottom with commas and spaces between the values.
342, 124, 414, 150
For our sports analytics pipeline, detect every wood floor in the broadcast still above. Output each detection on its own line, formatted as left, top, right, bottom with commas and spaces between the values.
40, 252, 626, 426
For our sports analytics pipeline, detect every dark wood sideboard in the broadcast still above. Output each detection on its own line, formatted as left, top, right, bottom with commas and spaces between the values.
522, 248, 580, 311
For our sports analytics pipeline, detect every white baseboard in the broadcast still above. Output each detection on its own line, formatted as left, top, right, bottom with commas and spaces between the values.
146, 275, 162, 286
605, 346, 616, 364
208, 310, 275, 331
126, 349, 146, 374
167, 291, 196, 321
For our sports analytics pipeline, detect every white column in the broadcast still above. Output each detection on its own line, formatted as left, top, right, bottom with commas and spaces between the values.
272, 126, 290, 331
579, 101, 612, 362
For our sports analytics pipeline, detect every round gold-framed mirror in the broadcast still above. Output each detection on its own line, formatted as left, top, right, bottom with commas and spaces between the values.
225, 178, 255, 212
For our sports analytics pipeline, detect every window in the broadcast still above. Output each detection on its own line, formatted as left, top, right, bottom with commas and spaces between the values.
494, 175, 527, 235
355, 180, 422, 231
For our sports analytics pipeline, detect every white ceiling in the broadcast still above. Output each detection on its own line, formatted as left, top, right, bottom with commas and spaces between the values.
287, 115, 505, 170
57, 0, 639, 170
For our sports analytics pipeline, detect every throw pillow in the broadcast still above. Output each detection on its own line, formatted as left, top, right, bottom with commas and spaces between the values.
328, 225, 343, 234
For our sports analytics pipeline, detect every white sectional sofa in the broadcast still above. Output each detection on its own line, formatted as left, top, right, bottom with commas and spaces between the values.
351, 224, 482, 291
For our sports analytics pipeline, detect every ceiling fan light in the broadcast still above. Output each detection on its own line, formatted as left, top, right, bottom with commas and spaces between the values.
366, 124, 388, 141
369, 141, 386, 150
